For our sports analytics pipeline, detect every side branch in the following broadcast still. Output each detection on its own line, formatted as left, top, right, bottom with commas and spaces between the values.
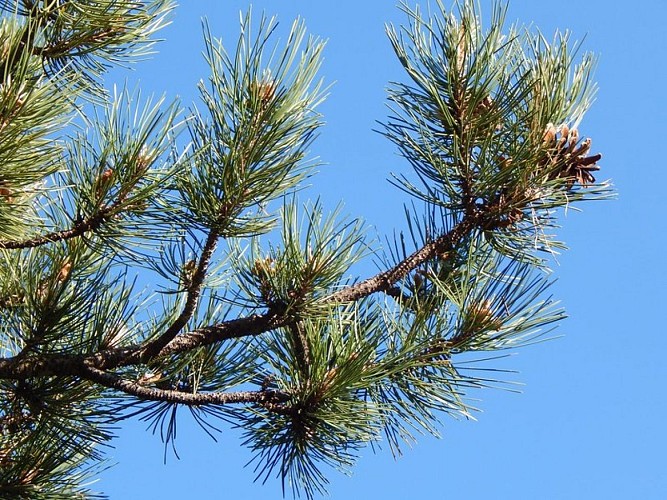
0, 310, 289, 380
0, 206, 116, 249
138, 228, 220, 360
0, 216, 483, 380
80, 365, 290, 407
327, 216, 477, 303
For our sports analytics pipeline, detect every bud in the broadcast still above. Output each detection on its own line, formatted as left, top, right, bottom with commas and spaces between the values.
252, 257, 275, 277
57, 259, 72, 282
569, 128, 579, 145
456, 24, 467, 73
95, 168, 114, 197
251, 69, 277, 110
462, 299, 503, 336
136, 145, 156, 174
0, 184, 12, 203
259, 80, 276, 104
101, 168, 113, 181
542, 123, 557, 145
321, 367, 338, 390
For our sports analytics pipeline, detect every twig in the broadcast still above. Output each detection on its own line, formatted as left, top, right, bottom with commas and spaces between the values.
80, 364, 290, 408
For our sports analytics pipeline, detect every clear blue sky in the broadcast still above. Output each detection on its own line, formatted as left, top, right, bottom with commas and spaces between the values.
99, 1, 667, 498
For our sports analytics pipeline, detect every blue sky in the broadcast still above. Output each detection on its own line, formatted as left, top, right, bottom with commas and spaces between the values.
99, 1, 666, 498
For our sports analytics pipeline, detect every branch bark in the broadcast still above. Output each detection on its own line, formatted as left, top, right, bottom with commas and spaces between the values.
0, 206, 117, 249
0, 213, 487, 388
138, 227, 220, 360
80, 365, 289, 408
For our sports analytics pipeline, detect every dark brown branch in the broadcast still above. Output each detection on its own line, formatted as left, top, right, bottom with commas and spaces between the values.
327, 216, 477, 303
80, 365, 289, 407
0, 215, 485, 381
0, 204, 117, 249
138, 228, 220, 360
0, 309, 289, 380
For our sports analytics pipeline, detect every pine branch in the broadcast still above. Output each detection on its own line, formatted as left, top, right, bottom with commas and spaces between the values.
0, 207, 504, 382
0, 309, 288, 379
138, 227, 220, 360
79, 365, 289, 408
328, 214, 479, 303
0, 203, 119, 250
0, 1, 612, 497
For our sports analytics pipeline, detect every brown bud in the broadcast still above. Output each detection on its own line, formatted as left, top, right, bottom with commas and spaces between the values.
251, 71, 277, 110
101, 168, 113, 181
569, 128, 579, 145
474, 95, 494, 116
259, 81, 276, 104
321, 367, 338, 390
542, 123, 557, 145
57, 259, 72, 282
0, 185, 12, 203
464, 299, 503, 334
95, 168, 114, 197
252, 257, 275, 276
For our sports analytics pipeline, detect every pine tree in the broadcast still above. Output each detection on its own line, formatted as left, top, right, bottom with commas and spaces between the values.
0, 1, 611, 498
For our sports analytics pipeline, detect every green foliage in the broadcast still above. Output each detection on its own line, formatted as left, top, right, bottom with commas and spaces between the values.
0, 1, 611, 498
232, 200, 367, 313
385, 0, 611, 261
180, 13, 326, 237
